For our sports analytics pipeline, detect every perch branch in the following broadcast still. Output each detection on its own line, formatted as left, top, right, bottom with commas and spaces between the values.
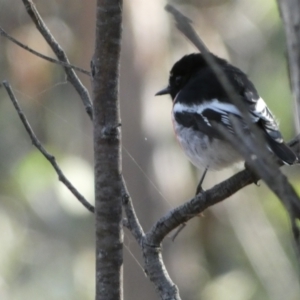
144, 134, 300, 245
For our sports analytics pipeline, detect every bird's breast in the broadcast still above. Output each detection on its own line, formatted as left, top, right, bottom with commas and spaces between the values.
171, 110, 242, 170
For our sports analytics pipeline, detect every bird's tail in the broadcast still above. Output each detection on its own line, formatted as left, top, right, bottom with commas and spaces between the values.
267, 139, 299, 165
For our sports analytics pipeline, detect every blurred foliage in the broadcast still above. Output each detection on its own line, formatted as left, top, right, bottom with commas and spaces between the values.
0, 0, 300, 299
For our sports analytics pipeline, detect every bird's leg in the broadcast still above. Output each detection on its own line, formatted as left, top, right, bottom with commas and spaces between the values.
172, 168, 208, 241
195, 167, 208, 195
244, 162, 260, 185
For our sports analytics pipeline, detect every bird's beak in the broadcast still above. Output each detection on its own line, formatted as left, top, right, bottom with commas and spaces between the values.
155, 86, 170, 96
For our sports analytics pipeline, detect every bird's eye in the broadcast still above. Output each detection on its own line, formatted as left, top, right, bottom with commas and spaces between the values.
175, 76, 182, 85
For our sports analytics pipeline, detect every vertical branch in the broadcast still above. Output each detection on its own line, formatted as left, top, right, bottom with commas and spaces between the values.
92, 1, 123, 300
277, 0, 300, 131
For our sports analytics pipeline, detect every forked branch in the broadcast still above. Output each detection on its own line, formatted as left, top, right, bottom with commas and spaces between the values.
21, 0, 93, 119
0, 26, 90, 76
2, 80, 94, 213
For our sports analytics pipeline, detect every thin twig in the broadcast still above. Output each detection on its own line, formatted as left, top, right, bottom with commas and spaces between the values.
21, 0, 93, 120
0, 26, 91, 76
277, 0, 300, 132
2, 80, 94, 214
146, 168, 255, 245
121, 178, 145, 245
165, 4, 209, 53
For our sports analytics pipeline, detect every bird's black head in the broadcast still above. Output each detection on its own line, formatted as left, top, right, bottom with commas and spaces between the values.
155, 53, 228, 100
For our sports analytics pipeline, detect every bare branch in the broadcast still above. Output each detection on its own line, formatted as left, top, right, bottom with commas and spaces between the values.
277, 0, 300, 131
2, 80, 95, 214
121, 178, 145, 245
145, 134, 300, 246
122, 180, 183, 300
165, 4, 209, 53
21, 0, 93, 120
147, 168, 255, 245
135, 168, 254, 300
142, 242, 181, 300
0, 26, 91, 76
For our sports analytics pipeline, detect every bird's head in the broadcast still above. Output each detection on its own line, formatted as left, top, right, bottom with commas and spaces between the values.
155, 53, 209, 100
155, 53, 227, 100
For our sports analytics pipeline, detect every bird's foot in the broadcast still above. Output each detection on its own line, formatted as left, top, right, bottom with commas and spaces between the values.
244, 162, 260, 185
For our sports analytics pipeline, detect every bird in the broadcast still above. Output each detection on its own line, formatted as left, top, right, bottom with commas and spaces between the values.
155, 53, 298, 193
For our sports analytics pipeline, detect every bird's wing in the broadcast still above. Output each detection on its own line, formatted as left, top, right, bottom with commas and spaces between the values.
228, 67, 298, 164
173, 97, 243, 139
227, 67, 284, 143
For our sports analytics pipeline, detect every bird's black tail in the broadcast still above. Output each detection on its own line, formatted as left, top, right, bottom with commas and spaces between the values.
267, 138, 298, 165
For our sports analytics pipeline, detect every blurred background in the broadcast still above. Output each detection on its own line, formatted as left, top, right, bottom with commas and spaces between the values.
0, 0, 300, 299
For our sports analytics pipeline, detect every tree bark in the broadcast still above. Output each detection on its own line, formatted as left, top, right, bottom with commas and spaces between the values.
92, 1, 123, 300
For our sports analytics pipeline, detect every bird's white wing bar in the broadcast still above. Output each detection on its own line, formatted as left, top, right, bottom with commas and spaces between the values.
173, 98, 281, 141
173, 99, 242, 128
173, 97, 275, 124
173, 99, 241, 116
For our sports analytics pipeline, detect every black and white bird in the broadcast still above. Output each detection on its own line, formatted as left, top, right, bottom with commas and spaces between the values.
156, 53, 298, 175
